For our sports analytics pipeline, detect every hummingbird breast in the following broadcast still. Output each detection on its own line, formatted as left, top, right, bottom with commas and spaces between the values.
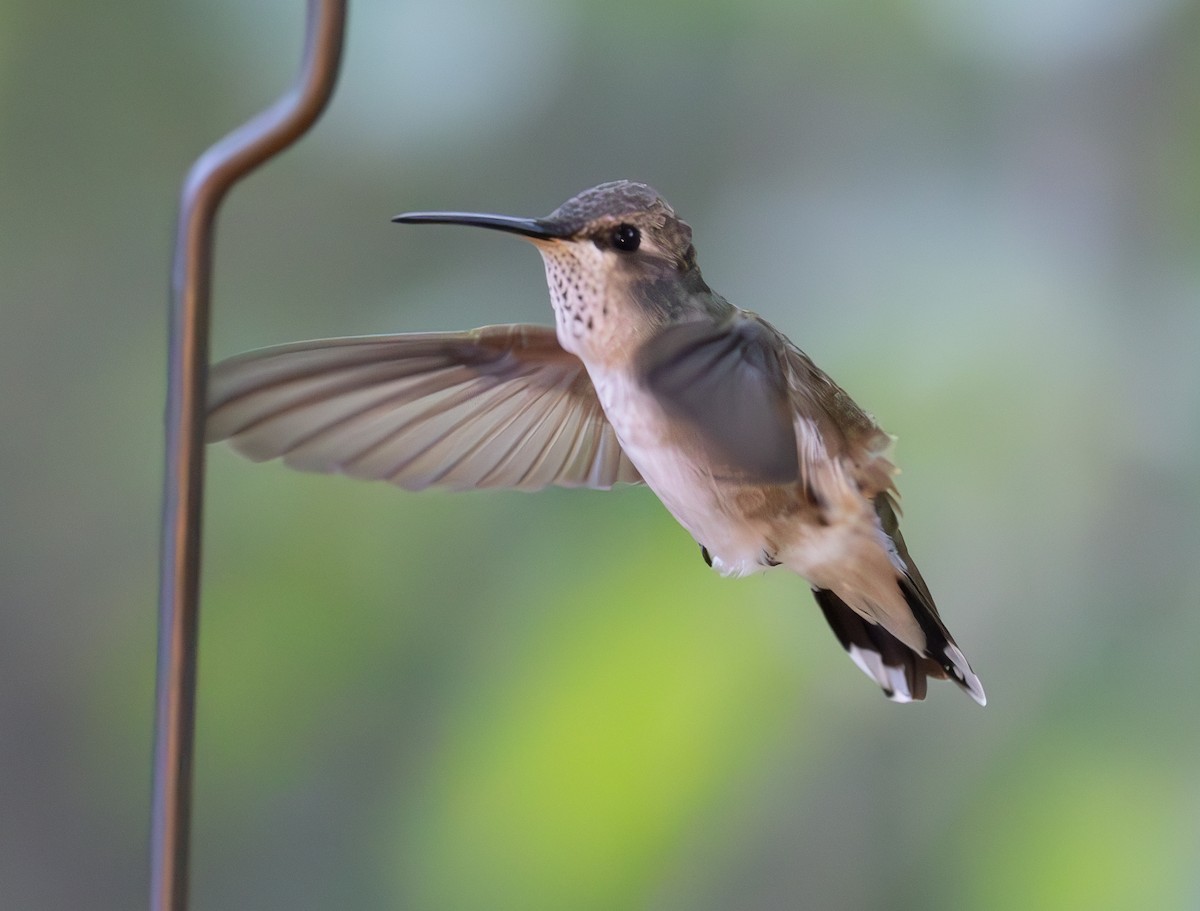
588, 365, 792, 577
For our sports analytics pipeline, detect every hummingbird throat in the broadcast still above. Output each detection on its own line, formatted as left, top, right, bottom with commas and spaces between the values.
537, 242, 613, 358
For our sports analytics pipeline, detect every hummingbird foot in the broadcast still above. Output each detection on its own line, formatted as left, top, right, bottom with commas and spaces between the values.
700, 545, 714, 568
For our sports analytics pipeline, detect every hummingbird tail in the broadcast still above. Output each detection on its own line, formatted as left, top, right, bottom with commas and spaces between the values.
813, 587, 986, 705
813, 588, 940, 703
895, 572, 988, 706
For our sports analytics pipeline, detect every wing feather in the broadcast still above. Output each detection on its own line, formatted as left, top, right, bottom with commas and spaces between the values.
207, 324, 642, 491
636, 316, 799, 483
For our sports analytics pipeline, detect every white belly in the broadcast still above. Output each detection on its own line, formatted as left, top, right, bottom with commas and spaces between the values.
590, 368, 770, 577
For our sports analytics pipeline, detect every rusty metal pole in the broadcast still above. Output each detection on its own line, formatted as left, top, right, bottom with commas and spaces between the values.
152, 3, 346, 909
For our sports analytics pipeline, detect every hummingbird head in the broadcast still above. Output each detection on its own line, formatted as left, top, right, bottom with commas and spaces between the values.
395, 181, 721, 361
538, 181, 695, 266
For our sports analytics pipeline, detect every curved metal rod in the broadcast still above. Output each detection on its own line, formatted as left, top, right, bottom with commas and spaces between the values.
153, 2, 347, 909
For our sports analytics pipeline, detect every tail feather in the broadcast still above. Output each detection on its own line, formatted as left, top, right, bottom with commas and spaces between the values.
815, 493, 987, 705
814, 588, 943, 703
897, 573, 987, 706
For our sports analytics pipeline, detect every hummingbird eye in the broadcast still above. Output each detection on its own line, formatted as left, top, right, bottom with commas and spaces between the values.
611, 223, 641, 252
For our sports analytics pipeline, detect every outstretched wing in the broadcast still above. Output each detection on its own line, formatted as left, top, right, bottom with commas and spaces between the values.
207, 323, 642, 491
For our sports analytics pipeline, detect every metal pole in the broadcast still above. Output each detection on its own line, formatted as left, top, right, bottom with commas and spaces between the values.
152, 3, 346, 909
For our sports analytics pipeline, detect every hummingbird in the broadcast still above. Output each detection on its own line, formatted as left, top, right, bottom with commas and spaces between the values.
207, 180, 986, 705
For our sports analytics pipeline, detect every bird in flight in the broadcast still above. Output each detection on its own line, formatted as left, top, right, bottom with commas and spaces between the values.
207, 180, 986, 705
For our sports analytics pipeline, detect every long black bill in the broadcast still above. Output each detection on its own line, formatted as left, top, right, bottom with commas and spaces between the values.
392, 211, 567, 240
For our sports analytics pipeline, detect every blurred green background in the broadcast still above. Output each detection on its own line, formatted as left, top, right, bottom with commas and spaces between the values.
3, 0, 1199, 908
